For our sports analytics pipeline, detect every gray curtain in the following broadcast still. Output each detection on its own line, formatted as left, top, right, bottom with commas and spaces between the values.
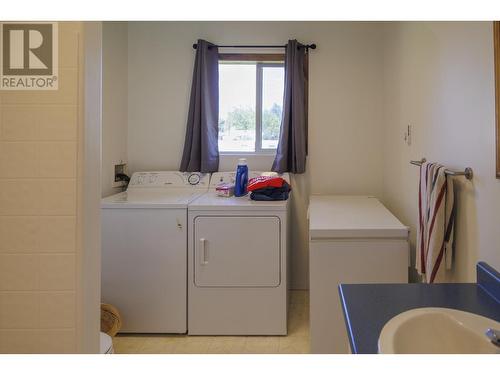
272, 40, 308, 174
180, 39, 219, 173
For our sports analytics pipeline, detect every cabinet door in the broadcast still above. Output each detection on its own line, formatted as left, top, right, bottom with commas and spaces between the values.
194, 216, 280, 287
102, 208, 187, 333
309, 239, 408, 354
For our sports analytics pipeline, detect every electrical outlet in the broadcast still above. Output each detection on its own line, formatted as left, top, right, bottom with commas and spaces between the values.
112, 161, 128, 188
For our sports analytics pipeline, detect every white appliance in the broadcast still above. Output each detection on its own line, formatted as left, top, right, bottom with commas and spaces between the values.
101, 171, 210, 333
187, 171, 290, 335
308, 195, 409, 353
100, 332, 114, 354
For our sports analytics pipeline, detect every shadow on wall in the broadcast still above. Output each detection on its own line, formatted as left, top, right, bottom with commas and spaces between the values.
289, 168, 311, 290
447, 178, 478, 282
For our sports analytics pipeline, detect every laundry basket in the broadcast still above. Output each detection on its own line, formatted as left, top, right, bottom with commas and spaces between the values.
100, 303, 122, 337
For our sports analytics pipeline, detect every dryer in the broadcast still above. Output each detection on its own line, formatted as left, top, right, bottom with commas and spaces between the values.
101, 171, 210, 333
187, 171, 290, 335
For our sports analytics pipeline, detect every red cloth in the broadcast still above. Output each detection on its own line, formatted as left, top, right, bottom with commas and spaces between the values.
247, 176, 286, 192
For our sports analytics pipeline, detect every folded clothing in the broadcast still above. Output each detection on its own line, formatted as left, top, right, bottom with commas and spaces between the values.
250, 181, 291, 201
247, 176, 287, 191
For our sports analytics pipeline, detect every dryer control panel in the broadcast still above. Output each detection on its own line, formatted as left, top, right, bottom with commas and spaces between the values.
128, 171, 210, 189
209, 171, 290, 188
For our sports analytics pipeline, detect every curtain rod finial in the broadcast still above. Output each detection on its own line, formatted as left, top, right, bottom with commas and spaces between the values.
192, 43, 198, 49
309, 44, 316, 49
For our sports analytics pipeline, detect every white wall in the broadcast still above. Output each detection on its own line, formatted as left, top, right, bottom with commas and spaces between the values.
102, 22, 128, 197
381, 22, 500, 281
126, 22, 386, 288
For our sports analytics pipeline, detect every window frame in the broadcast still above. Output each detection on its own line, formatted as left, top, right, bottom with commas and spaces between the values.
494, 22, 500, 178
218, 53, 285, 155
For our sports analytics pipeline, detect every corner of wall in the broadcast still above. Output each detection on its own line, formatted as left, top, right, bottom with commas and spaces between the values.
101, 22, 128, 198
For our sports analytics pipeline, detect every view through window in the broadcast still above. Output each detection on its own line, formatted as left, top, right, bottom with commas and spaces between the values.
218, 61, 285, 153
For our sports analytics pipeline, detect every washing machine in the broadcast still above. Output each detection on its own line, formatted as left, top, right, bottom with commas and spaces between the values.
187, 171, 290, 335
101, 171, 210, 333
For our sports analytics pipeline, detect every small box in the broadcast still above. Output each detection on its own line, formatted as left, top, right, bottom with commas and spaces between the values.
216, 183, 235, 197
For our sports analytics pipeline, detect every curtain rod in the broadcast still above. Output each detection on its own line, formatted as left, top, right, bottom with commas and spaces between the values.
192, 43, 317, 50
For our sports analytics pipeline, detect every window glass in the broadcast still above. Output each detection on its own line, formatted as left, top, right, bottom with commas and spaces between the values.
261, 66, 285, 150
218, 61, 284, 153
218, 64, 256, 152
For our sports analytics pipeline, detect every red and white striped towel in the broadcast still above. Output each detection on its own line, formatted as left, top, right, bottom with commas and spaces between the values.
416, 162, 455, 283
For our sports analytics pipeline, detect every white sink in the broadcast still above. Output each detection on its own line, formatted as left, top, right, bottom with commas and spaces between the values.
378, 308, 500, 354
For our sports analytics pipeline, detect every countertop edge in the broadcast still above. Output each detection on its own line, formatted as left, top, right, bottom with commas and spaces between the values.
338, 284, 357, 354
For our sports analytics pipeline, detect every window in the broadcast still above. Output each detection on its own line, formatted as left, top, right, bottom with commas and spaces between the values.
218, 58, 285, 153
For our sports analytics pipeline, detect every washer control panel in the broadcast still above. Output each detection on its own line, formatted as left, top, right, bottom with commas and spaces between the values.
188, 173, 201, 185
128, 171, 210, 188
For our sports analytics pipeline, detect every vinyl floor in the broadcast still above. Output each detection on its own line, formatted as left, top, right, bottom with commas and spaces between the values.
113, 290, 310, 354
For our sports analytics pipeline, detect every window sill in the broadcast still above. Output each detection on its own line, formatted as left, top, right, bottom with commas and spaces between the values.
219, 152, 276, 157
218, 153, 275, 172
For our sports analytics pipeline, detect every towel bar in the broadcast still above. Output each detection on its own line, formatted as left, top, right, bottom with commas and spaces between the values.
410, 158, 473, 180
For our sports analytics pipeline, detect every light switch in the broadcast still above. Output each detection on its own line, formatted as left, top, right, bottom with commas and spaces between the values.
404, 124, 412, 146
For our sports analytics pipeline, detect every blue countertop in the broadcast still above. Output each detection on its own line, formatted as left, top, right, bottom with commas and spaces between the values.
338, 263, 500, 354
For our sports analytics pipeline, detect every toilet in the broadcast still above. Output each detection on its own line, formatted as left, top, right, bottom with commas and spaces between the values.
100, 332, 114, 354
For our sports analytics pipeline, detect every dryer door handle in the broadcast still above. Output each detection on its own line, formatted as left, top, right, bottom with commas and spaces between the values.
200, 238, 208, 265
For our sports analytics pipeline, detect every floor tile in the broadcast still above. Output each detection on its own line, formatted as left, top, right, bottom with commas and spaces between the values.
290, 290, 308, 305
138, 336, 181, 354
278, 336, 310, 354
172, 336, 213, 354
206, 336, 247, 354
288, 304, 309, 338
243, 336, 280, 354
112, 290, 310, 354
113, 335, 148, 354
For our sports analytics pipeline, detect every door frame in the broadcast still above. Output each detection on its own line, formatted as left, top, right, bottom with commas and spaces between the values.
81, 21, 102, 353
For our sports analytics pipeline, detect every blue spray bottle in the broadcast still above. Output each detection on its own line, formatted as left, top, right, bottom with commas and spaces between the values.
234, 158, 249, 197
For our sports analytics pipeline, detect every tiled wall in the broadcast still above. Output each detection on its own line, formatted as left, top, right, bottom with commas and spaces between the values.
0, 22, 83, 353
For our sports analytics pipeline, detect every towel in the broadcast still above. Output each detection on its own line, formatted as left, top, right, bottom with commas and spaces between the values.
416, 162, 455, 283
250, 183, 291, 201
247, 176, 287, 191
